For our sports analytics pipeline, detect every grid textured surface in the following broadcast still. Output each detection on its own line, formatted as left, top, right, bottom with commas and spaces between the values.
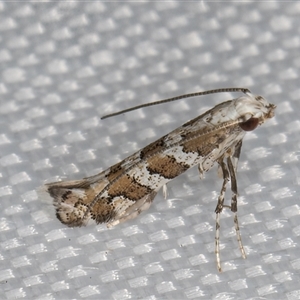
1, 2, 300, 299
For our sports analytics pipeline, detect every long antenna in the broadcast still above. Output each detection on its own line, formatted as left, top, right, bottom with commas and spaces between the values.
101, 87, 251, 120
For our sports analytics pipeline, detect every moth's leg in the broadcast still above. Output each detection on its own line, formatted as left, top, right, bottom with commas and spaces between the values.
226, 156, 238, 213
198, 162, 204, 180
163, 184, 168, 199
231, 140, 242, 173
107, 191, 157, 228
215, 158, 230, 272
227, 155, 246, 260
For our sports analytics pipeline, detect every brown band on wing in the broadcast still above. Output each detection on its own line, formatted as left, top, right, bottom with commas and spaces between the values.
107, 174, 153, 201
182, 134, 221, 156
140, 137, 166, 159
146, 154, 190, 179
106, 161, 124, 182
90, 198, 117, 224
182, 126, 238, 156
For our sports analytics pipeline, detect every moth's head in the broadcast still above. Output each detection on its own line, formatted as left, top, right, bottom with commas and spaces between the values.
235, 93, 276, 131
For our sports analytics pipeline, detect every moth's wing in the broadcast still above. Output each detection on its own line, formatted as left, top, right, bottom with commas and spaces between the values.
45, 177, 158, 228
43, 171, 111, 227
43, 151, 158, 227
107, 190, 157, 227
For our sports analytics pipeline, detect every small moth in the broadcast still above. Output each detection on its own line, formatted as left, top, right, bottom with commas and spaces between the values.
44, 88, 276, 271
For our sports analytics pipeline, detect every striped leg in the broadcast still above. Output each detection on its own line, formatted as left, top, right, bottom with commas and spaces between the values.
215, 159, 230, 272
227, 156, 246, 260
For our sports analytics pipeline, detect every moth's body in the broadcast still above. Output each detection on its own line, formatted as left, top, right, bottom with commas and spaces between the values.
44, 89, 275, 271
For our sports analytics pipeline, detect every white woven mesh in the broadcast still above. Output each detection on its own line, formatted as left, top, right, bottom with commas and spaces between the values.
1, 2, 300, 299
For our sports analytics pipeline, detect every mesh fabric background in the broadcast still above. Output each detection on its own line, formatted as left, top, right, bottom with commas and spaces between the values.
0, 2, 300, 299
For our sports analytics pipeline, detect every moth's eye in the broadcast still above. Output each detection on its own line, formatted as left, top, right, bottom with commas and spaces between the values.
240, 117, 259, 131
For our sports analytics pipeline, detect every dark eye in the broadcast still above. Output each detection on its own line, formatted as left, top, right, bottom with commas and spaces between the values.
239, 117, 259, 131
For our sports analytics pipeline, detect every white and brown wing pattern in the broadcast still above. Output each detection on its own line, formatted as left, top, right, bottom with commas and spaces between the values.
44, 89, 275, 271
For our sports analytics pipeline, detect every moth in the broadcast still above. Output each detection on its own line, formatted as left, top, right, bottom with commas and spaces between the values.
44, 87, 276, 271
